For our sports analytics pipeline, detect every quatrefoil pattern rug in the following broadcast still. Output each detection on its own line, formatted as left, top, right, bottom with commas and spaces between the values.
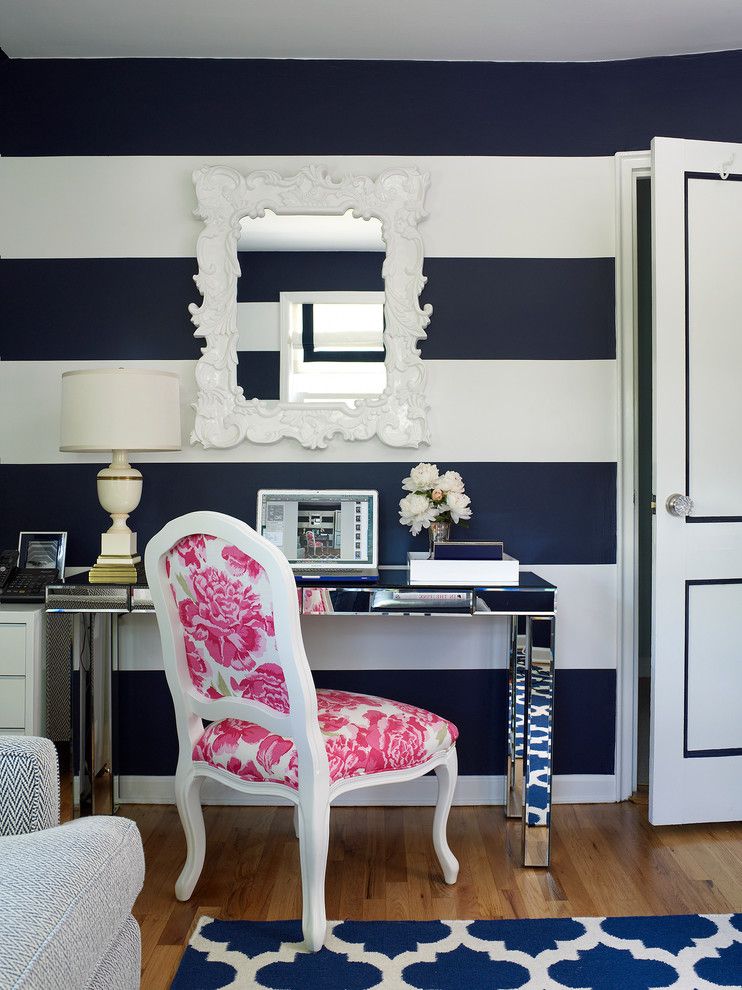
171, 914, 742, 989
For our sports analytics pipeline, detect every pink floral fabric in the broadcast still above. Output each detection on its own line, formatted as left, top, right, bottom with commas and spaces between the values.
300, 588, 334, 615
192, 689, 459, 789
166, 534, 289, 713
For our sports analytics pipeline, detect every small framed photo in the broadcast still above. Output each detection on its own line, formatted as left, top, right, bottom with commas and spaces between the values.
18, 532, 67, 575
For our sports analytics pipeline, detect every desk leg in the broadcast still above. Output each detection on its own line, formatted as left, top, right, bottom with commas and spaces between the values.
45, 613, 73, 742
522, 615, 555, 867
506, 614, 523, 819
77, 614, 92, 816
77, 614, 117, 817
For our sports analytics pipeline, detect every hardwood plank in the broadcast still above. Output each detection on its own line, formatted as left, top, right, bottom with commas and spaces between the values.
140, 945, 183, 990
126, 801, 742, 990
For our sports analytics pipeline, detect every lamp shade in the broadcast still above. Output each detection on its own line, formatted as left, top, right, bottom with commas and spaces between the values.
60, 368, 181, 452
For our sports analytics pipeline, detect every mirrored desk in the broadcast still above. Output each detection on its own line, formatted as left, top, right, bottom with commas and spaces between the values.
46, 566, 556, 866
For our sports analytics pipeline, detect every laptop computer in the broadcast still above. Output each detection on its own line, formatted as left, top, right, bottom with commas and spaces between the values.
256, 489, 379, 578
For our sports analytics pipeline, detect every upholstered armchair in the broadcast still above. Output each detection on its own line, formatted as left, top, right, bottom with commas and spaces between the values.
0, 736, 145, 990
145, 511, 459, 952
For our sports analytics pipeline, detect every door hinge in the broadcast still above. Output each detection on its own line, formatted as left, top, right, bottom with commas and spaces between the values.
650, 495, 656, 514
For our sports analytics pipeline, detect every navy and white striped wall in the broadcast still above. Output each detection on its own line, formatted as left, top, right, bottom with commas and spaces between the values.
3, 52, 742, 803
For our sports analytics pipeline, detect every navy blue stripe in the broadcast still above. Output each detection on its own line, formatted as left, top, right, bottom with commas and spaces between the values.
421, 258, 615, 360
552, 669, 616, 774
236, 351, 280, 399
0, 257, 615, 361
115, 668, 614, 777
0, 461, 616, 568
0, 259, 201, 361
4, 53, 742, 157
236, 251, 384, 301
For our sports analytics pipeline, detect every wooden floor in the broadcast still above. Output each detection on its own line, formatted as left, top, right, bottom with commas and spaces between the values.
124, 798, 742, 990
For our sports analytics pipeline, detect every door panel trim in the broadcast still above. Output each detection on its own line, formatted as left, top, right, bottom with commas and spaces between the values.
684, 577, 742, 758
684, 170, 742, 523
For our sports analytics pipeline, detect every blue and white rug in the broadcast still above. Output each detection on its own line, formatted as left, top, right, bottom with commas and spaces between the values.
172, 914, 742, 989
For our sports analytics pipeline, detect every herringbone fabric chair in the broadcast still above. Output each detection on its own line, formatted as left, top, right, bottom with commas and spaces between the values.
0, 736, 59, 836
0, 736, 145, 990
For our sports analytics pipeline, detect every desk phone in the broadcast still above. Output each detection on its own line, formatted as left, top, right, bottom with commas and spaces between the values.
0, 532, 67, 604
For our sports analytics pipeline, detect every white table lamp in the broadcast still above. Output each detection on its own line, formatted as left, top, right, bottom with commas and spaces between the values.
60, 368, 181, 583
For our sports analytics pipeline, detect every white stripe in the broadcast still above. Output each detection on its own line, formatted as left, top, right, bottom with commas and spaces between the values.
237, 302, 280, 351
117, 773, 616, 806
0, 155, 615, 260
0, 358, 617, 464
117, 565, 616, 673
524, 563, 618, 671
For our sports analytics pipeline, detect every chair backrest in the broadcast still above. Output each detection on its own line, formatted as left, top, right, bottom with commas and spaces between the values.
144, 512, 328, 787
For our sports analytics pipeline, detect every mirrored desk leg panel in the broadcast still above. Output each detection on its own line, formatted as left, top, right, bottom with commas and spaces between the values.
46, 609, 118, 817
507, 614, 555, 868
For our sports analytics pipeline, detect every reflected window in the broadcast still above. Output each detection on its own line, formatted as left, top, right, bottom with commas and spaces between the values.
312, 302, 384, 353
281, 291, 387, 405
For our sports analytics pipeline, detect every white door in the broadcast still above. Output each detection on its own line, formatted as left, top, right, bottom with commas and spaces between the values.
650, 137, 742, 824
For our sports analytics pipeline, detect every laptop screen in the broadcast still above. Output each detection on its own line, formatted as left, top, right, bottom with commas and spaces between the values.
257, 490, 377, 568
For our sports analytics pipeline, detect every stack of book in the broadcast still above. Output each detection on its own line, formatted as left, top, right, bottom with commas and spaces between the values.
408, 541, 519, 586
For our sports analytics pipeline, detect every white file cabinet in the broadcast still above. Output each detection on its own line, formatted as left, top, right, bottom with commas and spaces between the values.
0, 604, 45, 736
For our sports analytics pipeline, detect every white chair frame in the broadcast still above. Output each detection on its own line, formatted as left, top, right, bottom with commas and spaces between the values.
145, 511, 458, 951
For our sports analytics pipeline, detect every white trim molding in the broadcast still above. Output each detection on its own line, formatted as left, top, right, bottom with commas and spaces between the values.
189, 164, 433, 450
614, 150, 651, 802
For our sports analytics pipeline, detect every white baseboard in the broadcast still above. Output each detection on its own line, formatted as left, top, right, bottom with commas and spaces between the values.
552, 774, 618, 804
117, 773, 617, 807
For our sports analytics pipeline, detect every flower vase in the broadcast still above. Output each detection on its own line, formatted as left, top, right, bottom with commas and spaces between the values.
428, 520, 451, 558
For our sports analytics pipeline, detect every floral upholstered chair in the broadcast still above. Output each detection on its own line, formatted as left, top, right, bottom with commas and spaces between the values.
145, 511, 459, 951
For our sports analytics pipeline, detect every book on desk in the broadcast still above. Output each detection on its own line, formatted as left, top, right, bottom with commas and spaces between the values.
432, 541, 503, 561
408, 543, 519, 586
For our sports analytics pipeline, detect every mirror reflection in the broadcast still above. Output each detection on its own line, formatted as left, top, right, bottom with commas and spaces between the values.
236, 210, 386, 406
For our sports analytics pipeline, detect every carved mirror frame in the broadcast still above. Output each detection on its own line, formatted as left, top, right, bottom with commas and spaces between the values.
189, 164, 432, 449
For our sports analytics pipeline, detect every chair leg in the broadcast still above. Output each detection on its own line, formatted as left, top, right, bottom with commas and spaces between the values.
293, 804, 300, 839
297, 798, 330, 951
433, 748, 459, 885
174, 768, 205, 901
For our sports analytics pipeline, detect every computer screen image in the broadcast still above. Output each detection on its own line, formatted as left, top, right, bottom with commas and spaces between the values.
257, 490, 377, 569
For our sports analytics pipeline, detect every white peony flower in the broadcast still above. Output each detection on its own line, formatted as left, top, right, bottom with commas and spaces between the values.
437, 470, 465, 494
399, 492, 439, 535
445, 491, 472, 524
402, 462, 440, 493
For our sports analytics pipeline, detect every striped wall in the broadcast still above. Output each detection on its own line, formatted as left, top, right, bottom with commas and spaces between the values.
3, 52, 742, 803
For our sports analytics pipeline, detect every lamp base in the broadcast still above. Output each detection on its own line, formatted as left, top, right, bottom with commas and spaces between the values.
89, 554, 140, 584
101, 528, 139, 558
89, 543, 141, 586
89, 451, 145, 583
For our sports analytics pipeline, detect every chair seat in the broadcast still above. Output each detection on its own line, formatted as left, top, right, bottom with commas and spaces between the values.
193, 688, 458, 789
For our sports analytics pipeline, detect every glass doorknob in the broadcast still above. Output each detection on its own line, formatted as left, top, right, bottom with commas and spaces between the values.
666, 493, 694, 517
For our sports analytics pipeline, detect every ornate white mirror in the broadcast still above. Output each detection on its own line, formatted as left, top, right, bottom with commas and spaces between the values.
189, 165, 432, 449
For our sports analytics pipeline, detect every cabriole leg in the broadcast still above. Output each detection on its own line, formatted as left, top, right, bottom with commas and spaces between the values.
297, 797, 330, 951
174, 767, 205, 900
433, 748, 459, 884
